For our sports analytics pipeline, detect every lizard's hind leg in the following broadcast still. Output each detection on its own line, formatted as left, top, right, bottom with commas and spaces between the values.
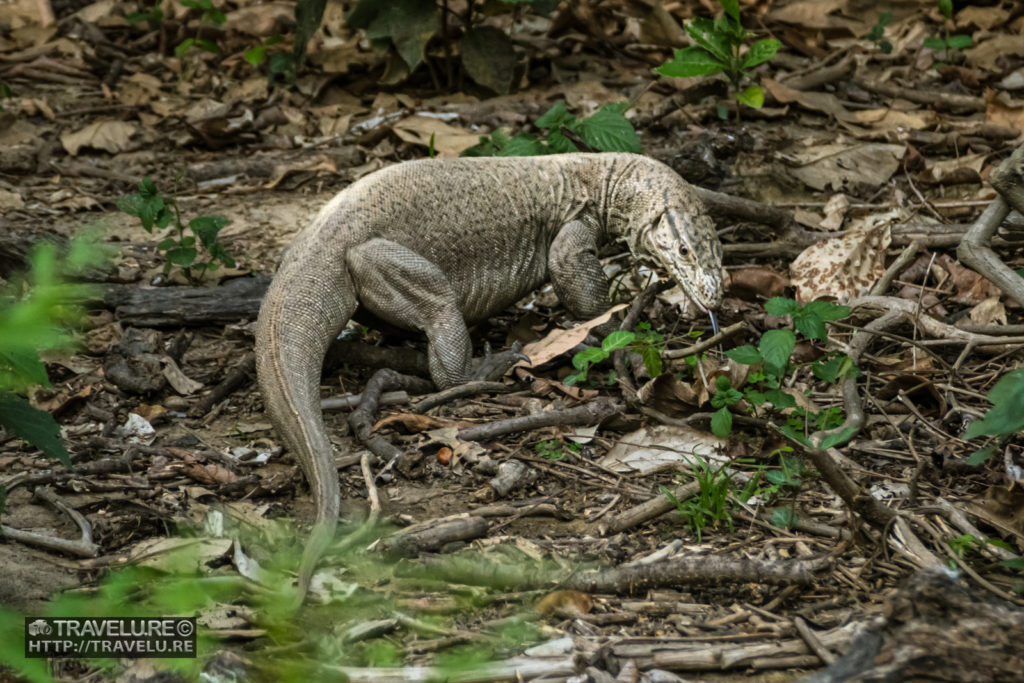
346, 238, 473, 390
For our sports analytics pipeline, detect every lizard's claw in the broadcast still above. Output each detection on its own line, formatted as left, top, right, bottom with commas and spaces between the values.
473, 342, 529, 381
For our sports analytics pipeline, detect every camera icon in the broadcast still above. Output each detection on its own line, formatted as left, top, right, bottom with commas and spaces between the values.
28, 619, 52, 636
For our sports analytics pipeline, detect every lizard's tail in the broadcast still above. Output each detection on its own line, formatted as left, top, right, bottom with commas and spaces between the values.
254, 256, 357, 603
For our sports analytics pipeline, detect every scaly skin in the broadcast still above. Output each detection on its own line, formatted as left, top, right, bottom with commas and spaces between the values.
254, 153, 723, 601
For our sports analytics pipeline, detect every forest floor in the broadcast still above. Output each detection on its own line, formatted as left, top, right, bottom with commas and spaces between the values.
2, 0, 1024, 681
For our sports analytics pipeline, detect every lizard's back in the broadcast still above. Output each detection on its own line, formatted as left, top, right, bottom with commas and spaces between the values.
279, 154, 624, 322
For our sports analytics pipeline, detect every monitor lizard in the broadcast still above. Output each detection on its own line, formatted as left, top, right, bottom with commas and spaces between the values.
254, 152, 724, 601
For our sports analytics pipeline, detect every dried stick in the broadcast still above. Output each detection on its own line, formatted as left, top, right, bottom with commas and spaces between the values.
456, 398, 619, 442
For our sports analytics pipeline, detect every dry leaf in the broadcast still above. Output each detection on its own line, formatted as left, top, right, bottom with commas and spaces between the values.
985, 89, 1024, 134
60, 120, 137, 155
968, 297, 1007, 326
790, 210, 895, 303
518, 304, 627, 369
726, 266, 789, 301
0, 189, 24, 210
536, 590, 592, 616
821, 193, 850, 231
853, 108, 938, 131
956, 5, 1009, 30
599, 424, 725, 473
763, 78, 857, 121
964, 35, 1024, 71
390, 115, 480, 157
785, 143, 904, 191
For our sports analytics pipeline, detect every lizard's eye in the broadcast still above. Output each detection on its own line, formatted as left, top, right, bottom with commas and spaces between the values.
678, 245, 690, 257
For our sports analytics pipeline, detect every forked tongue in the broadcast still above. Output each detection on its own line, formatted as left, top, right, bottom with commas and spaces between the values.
707, 310, 720, 335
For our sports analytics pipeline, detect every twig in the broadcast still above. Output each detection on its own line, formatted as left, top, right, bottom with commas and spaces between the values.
456, 398, 619, 442
413, 381, 512, 413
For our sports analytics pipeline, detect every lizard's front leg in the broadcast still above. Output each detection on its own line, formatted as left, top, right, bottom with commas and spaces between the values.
548, 220, 616, 336
347, 238, 472, 389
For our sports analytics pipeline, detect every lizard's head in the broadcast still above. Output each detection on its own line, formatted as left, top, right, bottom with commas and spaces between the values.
612, 160, 724, 313
637, 207, 723, 313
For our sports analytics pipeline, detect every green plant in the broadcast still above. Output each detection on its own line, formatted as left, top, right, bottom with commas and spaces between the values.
533, 438, 581, 460
563, 323, 665, 387
175, 0, 227, 59
0, 82, 13, 111
663, 455, 735, 542
125, 3, 164, 30
923, 0, 971, 56
963, 367, 1024, 465
865, 12, 893, 53
655, 0, 781, 118
244, 35, 296, 84
463, 100, 642, 157
117, 177, 235, 283
0, 236, 102, 468
340, 0, 557, 92
714, 297, 858, 447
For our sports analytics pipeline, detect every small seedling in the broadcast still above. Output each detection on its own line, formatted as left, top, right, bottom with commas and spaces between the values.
175, 0, 227, 59
663, 455, 735, 542
923, 0, 971, 57
464, 100, 642, 157
865, 12, 893, 53
713, 297, 858, 447
533, 438, 581, 461
117, 177, 235, 283
655, 0, 781, 118
244, 35, 296, 84
564, 323, 665, 387
126, 3, 164, 30
0, 82, 13, 110
962, 367, 1024, 465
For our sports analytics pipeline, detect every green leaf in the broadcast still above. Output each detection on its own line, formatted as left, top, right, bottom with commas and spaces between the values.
117, 191, 165, 233
946, 34, 972, 49
923, 36, 947, 50
641, 345, 662, 377
771, 507, 795, 528
685, 18, 732, 65
602, 330, 635, 352
189, 215, 229, 247
726, 345, 762, 365
460, 26, 516, 95
741, 38, 781, 69
536, 102, 576, 130
196, 39, 221, 54
965, 445, 996, 466
209, 243, 235, 268
376, 0, 440, 72
0, 349, 49, 391
764, 297, 799, 316
745, 389, 766, 405
572, 347, 606, 370
736, 85, 764, 109
793, 312, 826, 340
812, 357, 842, 383
710, 406, 732, 438
166, 246, 198, 268
175, 38, 195, 58
205, 8, 226, 24
244, 45, 267, 65
820, 426, 857, 450
294, 0, 328, 63
580, 103, 643, 154
764, 389, 796, 408
938, 0, 953, 19
544, 129, 578, 154
804, 301, 850, 321
718, 0, 740, 24
498, 134, 544, 157
779, 424, 812, 448
656, 46, 727, 78
964, 368, 1024, 439
759, 329, 795, 376
0, 392, 70, 467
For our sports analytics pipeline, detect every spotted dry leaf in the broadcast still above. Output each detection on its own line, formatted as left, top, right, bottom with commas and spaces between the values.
790, 209, 896, 303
